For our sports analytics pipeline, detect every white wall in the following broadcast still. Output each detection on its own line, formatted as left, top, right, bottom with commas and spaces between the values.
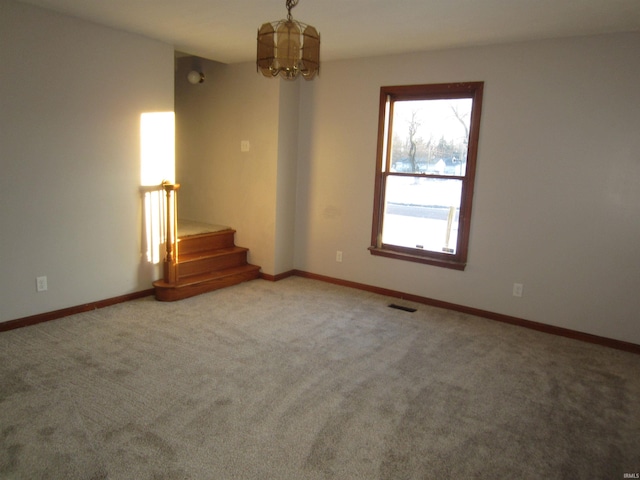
175, 58, 300, 276
274, 80, 300, 274
175, 59, 282, 274
0, 0, 174, 322
295, 33, 640, 344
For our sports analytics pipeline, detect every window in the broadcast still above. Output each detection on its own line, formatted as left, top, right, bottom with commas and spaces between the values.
369, 82, 484, 270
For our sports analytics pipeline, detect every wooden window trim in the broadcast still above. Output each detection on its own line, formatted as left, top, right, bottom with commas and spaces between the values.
369, 82, 484, 270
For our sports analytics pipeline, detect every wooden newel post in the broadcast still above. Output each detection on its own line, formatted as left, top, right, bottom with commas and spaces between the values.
162, 181, 180, 284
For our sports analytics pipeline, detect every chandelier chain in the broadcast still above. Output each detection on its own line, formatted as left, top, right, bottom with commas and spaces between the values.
286, 0, 299, 21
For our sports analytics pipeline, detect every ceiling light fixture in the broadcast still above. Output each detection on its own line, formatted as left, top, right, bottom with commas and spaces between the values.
257, 0, 320, 80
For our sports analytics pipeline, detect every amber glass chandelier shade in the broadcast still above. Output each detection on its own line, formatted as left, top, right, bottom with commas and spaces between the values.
256, 3, 320, 80
277, 21, 301, 70
300, 25, 319, 79
257, 24, 275, 77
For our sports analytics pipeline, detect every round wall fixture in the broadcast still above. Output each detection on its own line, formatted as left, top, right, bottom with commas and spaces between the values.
187, 70, 205, 84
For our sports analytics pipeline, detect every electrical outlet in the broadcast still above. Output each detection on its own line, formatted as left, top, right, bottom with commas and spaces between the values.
240, 140, 250, 152
336, 251, 343, 263
512, 283, 523, 297
36, 276, 48, 292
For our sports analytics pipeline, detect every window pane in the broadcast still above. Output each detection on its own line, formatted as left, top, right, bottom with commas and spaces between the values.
382, 176, 462, 254
389, 98, 472, 176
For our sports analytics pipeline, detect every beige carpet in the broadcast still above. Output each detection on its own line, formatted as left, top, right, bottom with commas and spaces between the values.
1, 277, 639, 479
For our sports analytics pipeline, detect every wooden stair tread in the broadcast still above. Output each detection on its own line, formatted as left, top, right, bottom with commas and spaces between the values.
178, 246, 248, 263
154, 264, 260, 288
177, 230, 237, 255
153, 264, 261, 301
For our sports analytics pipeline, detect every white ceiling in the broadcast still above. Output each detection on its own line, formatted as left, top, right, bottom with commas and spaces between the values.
17, 0, 640, 64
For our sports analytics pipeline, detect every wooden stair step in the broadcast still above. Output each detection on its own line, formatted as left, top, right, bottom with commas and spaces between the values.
179, 246, 248, 263
177, 229, 236, 255
178, 247, 250, 278
154, 264, 261, 302
155, 222, 261, 301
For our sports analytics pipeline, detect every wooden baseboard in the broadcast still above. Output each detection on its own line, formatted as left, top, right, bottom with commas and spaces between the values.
0, 289, 155, 332
260, 271, 295, 282
290, 270, 640, 355
3, 272, 638, 355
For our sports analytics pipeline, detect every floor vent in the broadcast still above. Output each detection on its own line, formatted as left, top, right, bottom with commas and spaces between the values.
388, 303, 417, 313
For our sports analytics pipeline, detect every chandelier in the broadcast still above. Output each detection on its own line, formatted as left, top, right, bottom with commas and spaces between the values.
257, 0, 320, 80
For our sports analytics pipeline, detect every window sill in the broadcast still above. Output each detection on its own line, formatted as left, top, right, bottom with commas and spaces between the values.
368, 246, 466, 271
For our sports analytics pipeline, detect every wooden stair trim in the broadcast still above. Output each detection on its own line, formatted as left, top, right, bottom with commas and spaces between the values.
177, 229, 237, 255
154, 264, 261, 301
178, 246, 249, 263
178, 227, 236, 240
177, 248, 250, 279
178, 228, 235, 240
156, 222, 261, 301
155, 264, 261, 288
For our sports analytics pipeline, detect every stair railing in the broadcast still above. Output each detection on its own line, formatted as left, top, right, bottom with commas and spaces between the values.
161, 181, 181, 284
140, 183, 166, 265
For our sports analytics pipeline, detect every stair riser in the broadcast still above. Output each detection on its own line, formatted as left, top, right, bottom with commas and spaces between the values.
155, 268, 261, 302
178, 230, 235, 255
178, 251, 248, 278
